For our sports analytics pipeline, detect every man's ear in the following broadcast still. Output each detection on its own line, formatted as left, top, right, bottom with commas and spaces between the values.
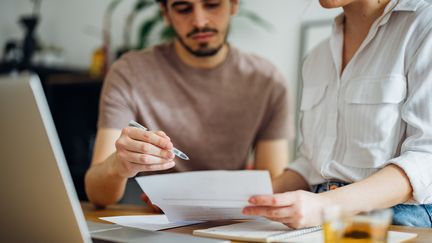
160, 3, 172, 26
230, 0, 240, 16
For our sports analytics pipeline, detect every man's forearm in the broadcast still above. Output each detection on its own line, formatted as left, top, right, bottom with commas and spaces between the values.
84, 153, 128, 207
254, 139, 289, 179
321, 164, 413, 215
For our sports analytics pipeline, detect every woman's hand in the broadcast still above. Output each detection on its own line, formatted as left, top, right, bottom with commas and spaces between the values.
243, 190, 331, 229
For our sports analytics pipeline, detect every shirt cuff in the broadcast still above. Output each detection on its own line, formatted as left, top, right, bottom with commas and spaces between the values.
390, 151, 432, 204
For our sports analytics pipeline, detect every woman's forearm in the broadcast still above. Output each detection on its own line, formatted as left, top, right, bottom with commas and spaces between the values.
321, 164, 413, 215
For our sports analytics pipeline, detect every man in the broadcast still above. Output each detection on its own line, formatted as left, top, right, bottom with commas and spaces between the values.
85, 0, 291, 207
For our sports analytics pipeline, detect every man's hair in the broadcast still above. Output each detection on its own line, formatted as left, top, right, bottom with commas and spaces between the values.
155, 0, 167, 6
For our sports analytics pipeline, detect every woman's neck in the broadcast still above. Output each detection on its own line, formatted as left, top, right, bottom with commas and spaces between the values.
343, 0, 391, 36
340, 0, 393, 72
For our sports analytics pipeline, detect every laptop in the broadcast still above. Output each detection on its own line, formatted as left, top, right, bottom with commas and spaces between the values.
0, 74, 227, 243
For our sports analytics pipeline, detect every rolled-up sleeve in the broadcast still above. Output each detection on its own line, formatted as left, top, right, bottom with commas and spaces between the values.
390, 28, 432, 204
287, 155, 324, 187
98, 58, 136, 129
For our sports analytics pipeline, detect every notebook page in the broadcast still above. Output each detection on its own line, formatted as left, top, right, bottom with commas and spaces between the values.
193, 221, 322, 243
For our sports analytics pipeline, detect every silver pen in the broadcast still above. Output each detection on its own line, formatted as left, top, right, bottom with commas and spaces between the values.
128, 120, 190, 160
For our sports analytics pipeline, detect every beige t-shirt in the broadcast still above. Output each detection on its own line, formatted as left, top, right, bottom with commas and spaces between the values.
98, 42, 290, 172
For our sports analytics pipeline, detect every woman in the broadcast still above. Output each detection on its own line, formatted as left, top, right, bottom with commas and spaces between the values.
243, 0, 432, 228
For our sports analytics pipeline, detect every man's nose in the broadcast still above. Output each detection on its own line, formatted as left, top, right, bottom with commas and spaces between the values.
191, 6, 209, 28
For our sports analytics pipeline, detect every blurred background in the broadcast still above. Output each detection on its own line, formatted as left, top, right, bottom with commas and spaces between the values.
0, 0, 342, 202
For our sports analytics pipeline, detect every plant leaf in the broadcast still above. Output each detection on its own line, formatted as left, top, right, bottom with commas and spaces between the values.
134, 0, 154, 12
108, 0, 122, 12
137, 14, 163, 49
160, 26, 176, 41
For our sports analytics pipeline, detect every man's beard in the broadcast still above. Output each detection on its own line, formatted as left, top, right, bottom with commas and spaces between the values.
175, 26, 228, 57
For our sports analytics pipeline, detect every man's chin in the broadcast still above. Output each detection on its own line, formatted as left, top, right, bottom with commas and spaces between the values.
182, 42, 224, 57
176, 36, 225, 57
188, 44, 223, 57
189, 48, 221, 57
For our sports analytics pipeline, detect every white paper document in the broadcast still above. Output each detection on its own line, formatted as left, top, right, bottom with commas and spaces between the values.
135, 170, 273, 222
99, 215, 202, 231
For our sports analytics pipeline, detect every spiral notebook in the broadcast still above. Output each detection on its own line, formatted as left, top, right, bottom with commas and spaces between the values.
193, 220, 322, 242
193, 220, 418, 243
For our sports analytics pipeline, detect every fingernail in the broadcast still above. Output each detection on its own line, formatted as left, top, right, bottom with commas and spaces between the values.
249, 198, 256, 204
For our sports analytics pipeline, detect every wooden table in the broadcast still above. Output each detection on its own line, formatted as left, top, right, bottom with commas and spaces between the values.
81, 202, 432, 243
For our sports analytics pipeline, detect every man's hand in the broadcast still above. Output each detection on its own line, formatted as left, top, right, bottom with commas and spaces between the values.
111, 127, 176, 178
242, 190, 330, 229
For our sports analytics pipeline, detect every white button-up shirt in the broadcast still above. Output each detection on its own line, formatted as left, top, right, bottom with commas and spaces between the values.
289, 0, 432, 204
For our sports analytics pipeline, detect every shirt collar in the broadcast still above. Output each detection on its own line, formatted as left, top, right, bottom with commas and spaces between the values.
393, 0, 423, 12
332, 0, 422, 30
